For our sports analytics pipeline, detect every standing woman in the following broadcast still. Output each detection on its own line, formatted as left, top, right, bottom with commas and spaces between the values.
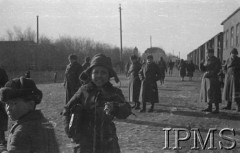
178, 59, 187, 81
127, 55, 142, 110
222, 48, 240, 111
139, 55, 161, 112
200, 49, 222, 113
63, 54, 131, 153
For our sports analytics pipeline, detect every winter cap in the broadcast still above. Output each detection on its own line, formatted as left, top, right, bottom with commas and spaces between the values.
0, 77, 42, 104
230, 48, 238, 55
80, 54, 119, 83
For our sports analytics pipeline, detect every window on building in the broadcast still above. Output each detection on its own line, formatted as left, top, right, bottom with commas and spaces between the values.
237, 23, 240, 46
231, 27, 234, 47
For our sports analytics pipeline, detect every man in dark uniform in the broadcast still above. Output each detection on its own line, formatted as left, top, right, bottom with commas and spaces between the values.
200, 49, 221, 113
63, 54, 83, 136
139, 55, 161, 112
0, 67, 8, 148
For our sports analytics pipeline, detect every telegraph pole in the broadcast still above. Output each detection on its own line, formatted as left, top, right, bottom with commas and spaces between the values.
119, 4, 123, 72
37, 15, 39, 44
150, 35, 152, 48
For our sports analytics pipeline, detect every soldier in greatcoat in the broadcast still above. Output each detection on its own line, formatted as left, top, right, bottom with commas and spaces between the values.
200, 49, 222, 113
63, 54, 83, 136
0, 67, 8, 147
64, 54, 84, 104
222, 48, 240, 111
62, 54, 131, 153
186, 60, 195, 81
178, 59, 187, 81
127, 55, 142, 110
139, 55, 161, 112
158, 57, 167, 85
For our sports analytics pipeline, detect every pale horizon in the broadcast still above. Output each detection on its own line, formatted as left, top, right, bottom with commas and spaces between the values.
0, 0, 239, 59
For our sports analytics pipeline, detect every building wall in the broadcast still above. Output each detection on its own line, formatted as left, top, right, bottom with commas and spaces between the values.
222, 9, 240, 60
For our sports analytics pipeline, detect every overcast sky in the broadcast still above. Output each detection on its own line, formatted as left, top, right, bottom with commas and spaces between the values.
0, 0, 239, 59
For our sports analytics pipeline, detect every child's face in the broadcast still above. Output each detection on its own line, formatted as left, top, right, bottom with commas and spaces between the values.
5, 98, 34, 121
91, 66, 110, 87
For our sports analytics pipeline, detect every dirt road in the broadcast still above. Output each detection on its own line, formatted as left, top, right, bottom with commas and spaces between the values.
25, 69, 240, 153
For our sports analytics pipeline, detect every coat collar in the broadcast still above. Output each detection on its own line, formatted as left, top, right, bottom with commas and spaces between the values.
10, 110, 44, 133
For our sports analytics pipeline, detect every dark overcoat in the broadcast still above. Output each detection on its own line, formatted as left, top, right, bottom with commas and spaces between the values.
222, 57, 240, 103
187, 63, 195, 77
200, 56, 222, 104
139, 62, 161, 103
65, 82, 131, 153
158, 60, 167, 79
0, 68, 8, 131
128, 61, 142, 103
64, 61, 83, 104
7, 110, 59, 153
178, 61, 187, 77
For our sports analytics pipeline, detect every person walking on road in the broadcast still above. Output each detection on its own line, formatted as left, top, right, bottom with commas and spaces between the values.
139, 55, 161, 113
168, 60, 174, 76
127, 55, 142, 110
200, 49, 222, 113
222, 48, 240, 111
186, 60, 195, 81
178, 59, 187, 81
158, 57, 167, 85
63, 54, 83, 136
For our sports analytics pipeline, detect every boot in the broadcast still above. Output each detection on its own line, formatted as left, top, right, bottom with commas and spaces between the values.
139, 102, 146, 113
134, 102, 141, 110
202, 103, 212, 112
148, 103, 154, 112
222, 101, 232, 110
212, 103, 219, 114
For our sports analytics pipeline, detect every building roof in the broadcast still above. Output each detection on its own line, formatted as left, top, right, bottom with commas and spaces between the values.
221, 7, 240, 25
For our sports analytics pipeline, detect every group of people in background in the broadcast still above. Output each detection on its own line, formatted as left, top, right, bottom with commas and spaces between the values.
200, 48, 240, 113
126, 54, 196, 113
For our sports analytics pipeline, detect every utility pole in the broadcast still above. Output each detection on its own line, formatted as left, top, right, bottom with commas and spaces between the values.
37, 15, 39, 44
150, 35, 152, 48
119, 4, 123, 71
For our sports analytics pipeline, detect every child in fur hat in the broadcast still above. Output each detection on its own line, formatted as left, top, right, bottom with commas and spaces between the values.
63, 54, 131, 153
0, 77, 59, 153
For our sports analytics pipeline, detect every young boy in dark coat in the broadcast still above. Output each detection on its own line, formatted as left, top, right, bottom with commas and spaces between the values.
63, 54, 131, 153
0, 77, 59, 153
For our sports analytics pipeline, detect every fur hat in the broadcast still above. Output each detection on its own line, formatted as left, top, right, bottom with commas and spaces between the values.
230, 48, 238, 55
80, 54, 119, 83
0, 77, 42, 104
